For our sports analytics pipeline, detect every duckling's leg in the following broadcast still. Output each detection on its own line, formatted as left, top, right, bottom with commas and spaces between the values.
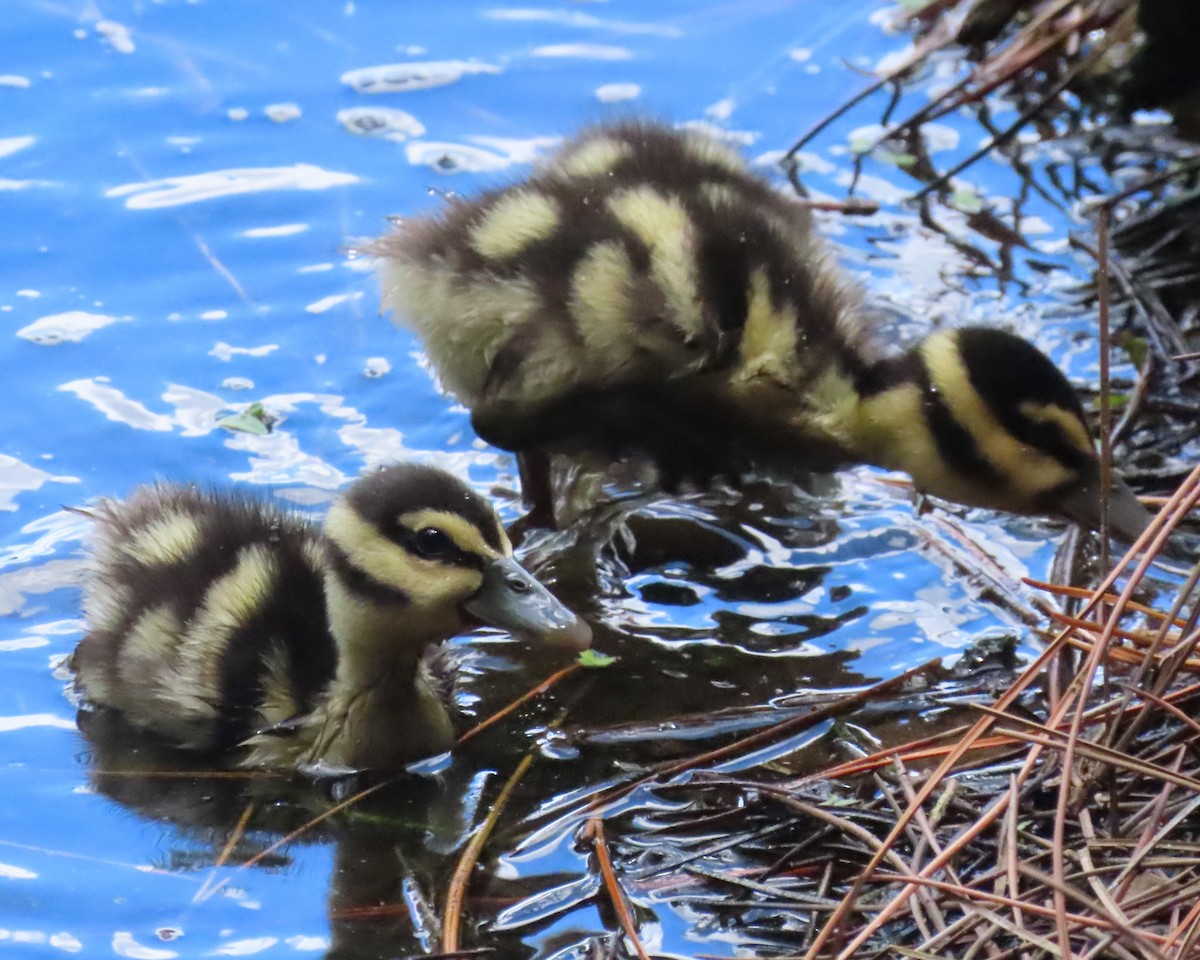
515, 450, 558, 532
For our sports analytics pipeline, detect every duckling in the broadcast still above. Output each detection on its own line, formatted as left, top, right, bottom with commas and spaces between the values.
368, 120, 1150, 540
70, 464, 591, 772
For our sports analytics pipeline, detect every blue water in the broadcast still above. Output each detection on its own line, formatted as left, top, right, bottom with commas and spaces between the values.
0, 1, 1143, 957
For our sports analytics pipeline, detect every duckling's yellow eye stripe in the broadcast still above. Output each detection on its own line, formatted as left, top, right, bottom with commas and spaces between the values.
325, 502, 489, 608
607, 186, 705, 344
1019, 400, 1093, 456
557, 137, 631, 178
395, 509, 507, 560
469, 190, 560, 261
121, 512, 203, 566
921, 332, 1075, 496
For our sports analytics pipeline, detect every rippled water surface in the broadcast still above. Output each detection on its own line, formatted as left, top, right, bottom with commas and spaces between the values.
0, 1, 1149, 957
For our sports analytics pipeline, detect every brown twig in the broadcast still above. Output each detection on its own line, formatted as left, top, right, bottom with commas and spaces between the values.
456, 662, 582, 746
912, 7, 1136, 201
442, 753, 535, 954
193, 802, 256, 904
583, 818, 653, 960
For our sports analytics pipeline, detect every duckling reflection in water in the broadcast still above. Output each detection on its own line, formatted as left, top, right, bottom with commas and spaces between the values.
369, 120, 1150, 540
70, 463, 591, 773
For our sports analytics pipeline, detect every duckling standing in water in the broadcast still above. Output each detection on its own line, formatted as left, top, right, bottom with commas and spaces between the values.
368, 121, 1150, 540
71, 464, 591, 773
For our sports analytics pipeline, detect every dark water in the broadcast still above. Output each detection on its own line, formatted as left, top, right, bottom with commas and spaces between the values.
0, 1, 1174, 957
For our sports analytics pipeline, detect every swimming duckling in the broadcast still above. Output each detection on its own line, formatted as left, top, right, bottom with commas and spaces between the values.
368, 120, 1150, 540
70, 464, 591, 772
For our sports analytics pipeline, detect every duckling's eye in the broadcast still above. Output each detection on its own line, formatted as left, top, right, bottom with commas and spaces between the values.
411, 526, 455, 559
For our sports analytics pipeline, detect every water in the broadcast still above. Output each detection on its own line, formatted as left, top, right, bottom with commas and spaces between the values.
0, 1, 1158, 957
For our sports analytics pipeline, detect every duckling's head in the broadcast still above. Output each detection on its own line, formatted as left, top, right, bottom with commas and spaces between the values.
859, 327, 1151, 540
321, 464, 591, 669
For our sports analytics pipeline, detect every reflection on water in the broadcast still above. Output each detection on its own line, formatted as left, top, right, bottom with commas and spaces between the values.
77, 708, 472, 959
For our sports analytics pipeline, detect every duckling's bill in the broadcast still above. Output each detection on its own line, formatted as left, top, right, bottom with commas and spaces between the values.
464, 555, 592, 651
1053, 473, 1152, 543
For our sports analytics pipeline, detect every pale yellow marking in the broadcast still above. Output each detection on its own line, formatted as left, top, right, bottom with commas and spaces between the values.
700, 181, 739, 209
323, 501, 484, 611
379, 260, 544, 404
256, 647, 300, 732
323, 571, 466, 686
116, 604, 184, 720
175, 544, 278, 712
302, 536, 326, 577
736, 269, 799, 385
122, 603, 182, 669
83, 582, 134, 637
683, 133, 745, 174
255, 651, 454, 769
77, 668, 111, 704
1020, 401, 1094, 456
468, 190, 560, 260
557, 137, 631, 178
607, 186, 704, 343
921, 330, 1075, 499
570, 241, 637, 361
121, 512, 203, 566
848, 382, 941, 479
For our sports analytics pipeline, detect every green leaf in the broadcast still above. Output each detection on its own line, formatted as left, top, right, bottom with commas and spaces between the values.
218, 401, 274, 435
949, 185, 984, 214
578, 650, 616, 668
1120, 333, 1149, 369
878, 149, 917, 168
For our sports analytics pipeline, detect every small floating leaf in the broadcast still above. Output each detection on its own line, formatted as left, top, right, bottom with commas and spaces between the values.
218, 401, 275, 435
949, 184, 984, 214
578, 650, 616, 668
878, 149, 917, 168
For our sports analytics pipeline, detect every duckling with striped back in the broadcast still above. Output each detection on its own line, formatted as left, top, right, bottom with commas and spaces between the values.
368, 120, 1149, 540
70, 464, 591, 773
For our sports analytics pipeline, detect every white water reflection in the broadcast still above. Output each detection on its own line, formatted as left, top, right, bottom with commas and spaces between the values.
17, 311, 128, 345
0, 455, 76, 511
340, 60, 501, 94
106, 165, 357, 210
406, 135, 560, 174
336, 107, 425, 141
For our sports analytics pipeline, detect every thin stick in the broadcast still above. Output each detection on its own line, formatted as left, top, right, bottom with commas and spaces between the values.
565, 659, 940, 822
1098, 204, 1113, 566
193, 802, 255, 904
195, 778, 391, 902
456, 662, 582, 746
583, 818, 653, 960
442, 753, 535, 954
